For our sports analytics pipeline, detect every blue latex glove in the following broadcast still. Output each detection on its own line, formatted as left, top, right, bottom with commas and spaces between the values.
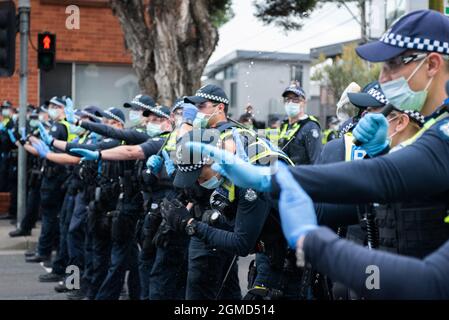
0, 123, 5, 132
146, 154, 163, 175
182, 103, 198, 124
7, 129, 17, 144
64, 100, 76, 124
353, 113, 389, 157
38, 122, 54, 146
162, 150, 175, 176
32, 140, 50, 159
70, 148, 100, 161
276, 163, 318, 248
187, 142, 273, 192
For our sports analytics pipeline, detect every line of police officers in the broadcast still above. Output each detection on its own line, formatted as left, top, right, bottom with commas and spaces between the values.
2, 8, 448, 300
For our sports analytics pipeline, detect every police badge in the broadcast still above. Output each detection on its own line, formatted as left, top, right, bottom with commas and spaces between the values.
244, 188, 257, 202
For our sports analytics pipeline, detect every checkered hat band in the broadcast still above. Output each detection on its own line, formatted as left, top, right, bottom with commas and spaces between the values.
177, 163, 205, 172
403, 110, 425, 125
104, 110, 125, 125
380, 31, 449, 55
49, 98, 65, 108
80, 111, 101, 122
196, 92, 229, 105
148, 107, 170, 119
367, 88, 388, 104
131, 100, 152, 111
174, 101, 183, 109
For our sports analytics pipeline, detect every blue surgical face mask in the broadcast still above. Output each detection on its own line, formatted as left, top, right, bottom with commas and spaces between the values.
48, 109, 60, 121
2, 109, 11, 117
38, 114, 45, 122
193, 110, 218, 128
29, 119, 39, 128
200, 174, 224, 190
380, 56, 433, 112
146, 122, 162, 137
129, 110, 142, 126
12, 114, 18, 122
284, 102, 301, 117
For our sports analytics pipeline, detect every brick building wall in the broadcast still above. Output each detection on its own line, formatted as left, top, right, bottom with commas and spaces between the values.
0, 0, 132, 107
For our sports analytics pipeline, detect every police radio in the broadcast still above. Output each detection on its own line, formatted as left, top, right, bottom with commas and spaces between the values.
353, 103, 395, 147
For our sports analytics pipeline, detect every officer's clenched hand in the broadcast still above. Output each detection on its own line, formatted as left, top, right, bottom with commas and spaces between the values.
276, 162, 317, 248
187, 142, 273, 192
353, 113, 389, 157
32, 140, 50, 159
182, 103, 198, 124
160, 198, 192, 234
162, 150, 175, 176
146, 155, 163, 175
70, 148, 99, 161
38, 122, 54, 146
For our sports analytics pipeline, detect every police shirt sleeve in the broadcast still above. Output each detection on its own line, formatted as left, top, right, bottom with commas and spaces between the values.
49, 123, 68, 141
272, 122, 449, 204
139, 138, 165, 158
304, 226, 449, 299
80, 121, 149, 144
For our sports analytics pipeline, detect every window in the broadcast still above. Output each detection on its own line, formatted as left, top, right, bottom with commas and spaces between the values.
224, 65, 236, 79
290, 65, 303, 85
74, 63, 139, 108
40, 63, 72, 104
39, 62, 139, 110
230, 82, 237, 108
386, 0, 406, 28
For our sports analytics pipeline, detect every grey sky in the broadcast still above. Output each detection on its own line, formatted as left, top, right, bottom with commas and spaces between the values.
209, 1, 362, 64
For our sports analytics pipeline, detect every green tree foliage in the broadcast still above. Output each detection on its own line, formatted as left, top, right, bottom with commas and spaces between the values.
311, 44, 381, 101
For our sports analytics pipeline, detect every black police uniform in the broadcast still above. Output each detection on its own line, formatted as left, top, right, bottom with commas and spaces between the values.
36, 121, 71, 259
279, 117, 322, 165
271, 109, 449, 260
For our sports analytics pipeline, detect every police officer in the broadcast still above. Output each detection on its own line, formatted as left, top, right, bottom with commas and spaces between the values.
68, 95, 176, 300
25, 96, 77, 264
278, 81, 322, 165
321, 116, 339, 145
188, 10, 449, 290
27, 106, 103, 294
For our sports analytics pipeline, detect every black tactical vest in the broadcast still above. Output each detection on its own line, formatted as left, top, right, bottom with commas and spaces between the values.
375, 202, 449, 258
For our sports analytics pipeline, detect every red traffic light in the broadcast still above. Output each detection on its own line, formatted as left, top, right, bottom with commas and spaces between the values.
43, 35, 51, 49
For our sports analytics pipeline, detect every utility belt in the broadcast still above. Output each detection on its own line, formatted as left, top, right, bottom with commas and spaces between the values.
43, 163, 66, 179
27, 168, 43, 188
375, 202, 449, 258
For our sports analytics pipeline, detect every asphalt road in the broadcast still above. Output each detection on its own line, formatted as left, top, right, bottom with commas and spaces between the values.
0, 250, 252, 300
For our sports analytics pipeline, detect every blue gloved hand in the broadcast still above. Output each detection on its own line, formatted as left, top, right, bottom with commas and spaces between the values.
38, 122, 54, 146
187, 142, 273, 192
162, 150, 175, 176
32, 140, 50, 159
70, 148, 100, 161
182, 103, 198, 124
0, 123, 5, 132
353, 113, 389, 157
7, 129, 17, 144
276, 163, 318, 248
64, 100, 76, 124
146, 154, 163, 175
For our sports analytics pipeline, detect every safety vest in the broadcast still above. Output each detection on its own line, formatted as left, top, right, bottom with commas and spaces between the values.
279, 115, 320, 144
162, 130, 178, 152
265, 128, 281, 145
218, 125, 294, 167
322, 129, 337, 145
60, 120, 78, 142
343, 132, 367, 162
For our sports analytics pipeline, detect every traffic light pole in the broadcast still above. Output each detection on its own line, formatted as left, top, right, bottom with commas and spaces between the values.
17, 0, 30, 230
